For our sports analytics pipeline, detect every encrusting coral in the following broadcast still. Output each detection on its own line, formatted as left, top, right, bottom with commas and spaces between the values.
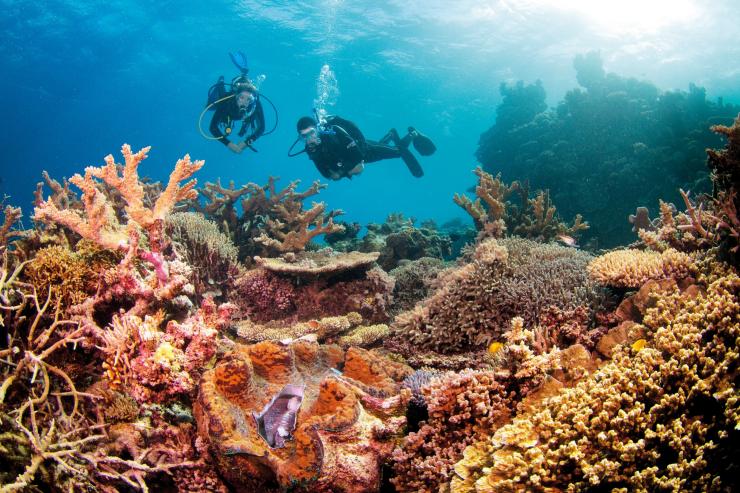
194, 339, 410, 492
450, 269, 739, 492
587, 247, 696, 288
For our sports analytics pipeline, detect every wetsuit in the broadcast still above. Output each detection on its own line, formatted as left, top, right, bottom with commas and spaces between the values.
209, 95, 265, 147
306, 116, 406, 179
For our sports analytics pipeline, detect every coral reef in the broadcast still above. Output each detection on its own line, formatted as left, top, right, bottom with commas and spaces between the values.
165, 211, 241, 300
476, 52, 740, 246
232, 250, 394, 324
194, 339, 410, 492
394, 237, 604, 353
587, 247, 696, 288
235, 312, 364, 343
450, 270, 739, 492
454, 167, 588, 242
189, 176, 344, 261
327, 213, 455, 270
389, 257, 446, 313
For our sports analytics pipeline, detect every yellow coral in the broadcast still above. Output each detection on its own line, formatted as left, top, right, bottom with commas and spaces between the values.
449, 270, 740, 492
587, 248, 696, 288
338, 324, 390, 348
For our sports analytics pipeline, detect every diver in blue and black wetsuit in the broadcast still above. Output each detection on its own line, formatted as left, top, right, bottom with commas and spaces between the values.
200, 51, 276, 154
289, 115, 436, 180
209, 79, 265, 154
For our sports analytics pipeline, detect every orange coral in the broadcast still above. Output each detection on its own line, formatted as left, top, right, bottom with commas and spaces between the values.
34, 144, 203, 252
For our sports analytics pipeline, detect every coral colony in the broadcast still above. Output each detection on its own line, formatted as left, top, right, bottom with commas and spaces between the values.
0, 111, 738, 492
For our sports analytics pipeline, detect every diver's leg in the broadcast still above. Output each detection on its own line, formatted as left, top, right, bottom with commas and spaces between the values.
378, 129, 398, 145
364, 141, 401, 163
365, 140, 423, 177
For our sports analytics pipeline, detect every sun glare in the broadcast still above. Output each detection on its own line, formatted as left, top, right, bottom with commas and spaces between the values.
530, 0, 698, 36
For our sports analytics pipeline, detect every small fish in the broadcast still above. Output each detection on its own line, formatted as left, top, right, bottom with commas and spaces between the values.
631, 339, 647, 352
488, 342, 504, 355
307, 320, 320, 329
556, 234, 579, 248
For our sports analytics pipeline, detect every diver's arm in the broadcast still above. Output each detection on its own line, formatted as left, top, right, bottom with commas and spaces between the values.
209, 107, 231, 146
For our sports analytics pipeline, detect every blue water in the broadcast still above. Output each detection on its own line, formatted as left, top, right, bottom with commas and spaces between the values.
2, 0, 740, 231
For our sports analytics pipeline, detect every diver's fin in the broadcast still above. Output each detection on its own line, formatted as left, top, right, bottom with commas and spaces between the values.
400, 149, 424, 178
408, 127, 436, 156
229, 51, 249, 74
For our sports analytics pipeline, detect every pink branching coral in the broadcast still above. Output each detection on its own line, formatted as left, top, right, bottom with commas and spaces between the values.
96, 297, 234, 403
391, 370, 513, 492
34, 144, 202, 253
33, 145, 203, 317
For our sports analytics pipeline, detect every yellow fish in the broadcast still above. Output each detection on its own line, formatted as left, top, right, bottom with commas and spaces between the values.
488, 342, 504, 355
631, 339, 647, 352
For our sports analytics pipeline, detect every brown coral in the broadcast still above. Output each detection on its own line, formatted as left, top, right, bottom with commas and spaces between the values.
394, 237, 603, 353
194, 339, 409, 492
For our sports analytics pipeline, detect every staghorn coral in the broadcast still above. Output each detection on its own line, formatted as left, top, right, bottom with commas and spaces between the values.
0, 204, 26, 251
34, 144, 202, 253
450, 270, 739, 492
391, 370, 513, 492
394, 237, 603, 353
454, 167, 588, 242
33, 145, 202, 318
587, 247, 696, 288
194, 339, 409, 492
191, 176, 344, 260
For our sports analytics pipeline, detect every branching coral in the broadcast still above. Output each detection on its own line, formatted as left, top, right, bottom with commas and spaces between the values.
391, 370, 513, 492
34, 144, 202, 253
450, 270, 740, 492
394, 237, 603, 353
587, 247, 696, 288
454, 167, 588, 241
191, 176, 344, 260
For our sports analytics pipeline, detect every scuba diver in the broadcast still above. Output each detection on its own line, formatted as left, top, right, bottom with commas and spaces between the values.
289, 114, 436, 180
199, 52, 278, 154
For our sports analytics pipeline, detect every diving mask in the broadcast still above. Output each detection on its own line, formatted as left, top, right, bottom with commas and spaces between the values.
237, 91, 257, 116
300, 126, 321, 147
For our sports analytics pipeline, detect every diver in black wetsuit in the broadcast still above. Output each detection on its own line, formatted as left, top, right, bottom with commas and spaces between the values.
209, 80, 265, 154
290, 115, 436, 180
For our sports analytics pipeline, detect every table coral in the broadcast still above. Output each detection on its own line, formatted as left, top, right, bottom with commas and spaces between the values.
232, 251, 394, 324
194, 339, 409, 492
450, 270, 739, 492
587, 247, 696, 288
